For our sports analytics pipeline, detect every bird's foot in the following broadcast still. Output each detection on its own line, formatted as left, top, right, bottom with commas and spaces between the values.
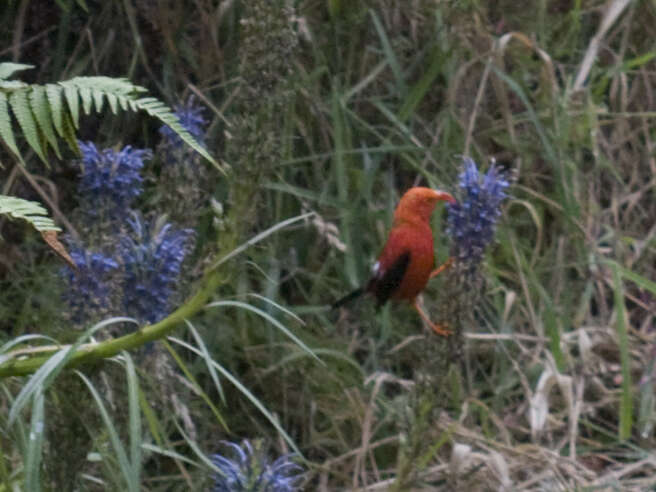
429, 257, 455, 279
413, 298, 452, 337
428, 320, 452, 337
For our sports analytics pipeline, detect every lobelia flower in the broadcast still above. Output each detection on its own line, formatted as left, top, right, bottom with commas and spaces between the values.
211, 440, 303, 492
118, 213, 193, 324
77, 141, 152, 215
446, 157, 510, 273
61, 247, 118, 324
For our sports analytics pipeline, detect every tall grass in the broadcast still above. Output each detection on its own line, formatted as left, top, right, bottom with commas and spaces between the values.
1, 0, 655, 490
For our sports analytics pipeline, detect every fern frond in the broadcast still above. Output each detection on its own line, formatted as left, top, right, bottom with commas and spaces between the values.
0, 73, 220, 171
0, 195, 60, 232
0, 92, 23, 164
106, 92, 118, 114
9, 89, 47, 164
59, 77, 222, 172
80, 85, 93, 115
44, 84, 78, 153
63, 83, 80, 129
45, 84, 64, 136
92, 88, 104, 113
0, 63, 34, 80
29, 85, 61, 159
0, 80, 28, 90
134, 96, 219, 171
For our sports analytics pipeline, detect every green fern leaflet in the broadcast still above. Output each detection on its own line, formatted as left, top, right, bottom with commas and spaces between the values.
0, 195, 60, 232
0, 64, 222, 172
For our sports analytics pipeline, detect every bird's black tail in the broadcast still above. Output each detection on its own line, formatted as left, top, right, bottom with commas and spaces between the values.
332, 287, 365, 309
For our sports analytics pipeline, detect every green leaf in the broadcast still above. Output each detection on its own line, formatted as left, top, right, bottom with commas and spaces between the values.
0, 62, 34, 80
8, 318, 137, 426
162, 338, 229, 432
29, 85, 61, 159
606, 259, 656, 296
62, 83, 80, 128
0, 80, 28, 90
0, 92, 23, 164
9, 89, 48, 164
169, 337, 303, 457
106, 93, 118, 114
184, 321, 226, 403
60, 112, 80, 153
140, 443, 200, 468
612, 263, 633, 440
0, 74, 218, 180
124, 354, 142, 489
398, 46, 443, 122
80, 86, 92, 115
24, 390, 45, 492
134, 96, 222, 172
45, 84, 64, 137
117, 93, 129, 111
9, 351, 67, 427
78, 370, 137, 492
0, 195, 60, 232
370, 9, 406, 94
206, 300, 322, 364
92, 89, 105, 113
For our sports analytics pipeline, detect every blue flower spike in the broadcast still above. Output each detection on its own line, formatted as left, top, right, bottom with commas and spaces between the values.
61, 247, 118, 324
119, 213, 193, 324
446, 157, 510, 273
78, 141, 152, 214
211, 440, 303, 492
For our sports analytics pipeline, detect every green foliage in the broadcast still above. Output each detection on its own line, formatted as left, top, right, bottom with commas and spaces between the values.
0, 63, 218, 170
0, 195, 60, 233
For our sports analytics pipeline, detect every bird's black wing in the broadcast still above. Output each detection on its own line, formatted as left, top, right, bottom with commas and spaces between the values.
368, 250, 411, 307
332, 287, 365, 309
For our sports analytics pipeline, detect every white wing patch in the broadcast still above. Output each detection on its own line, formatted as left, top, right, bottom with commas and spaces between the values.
372, 261, 381, 279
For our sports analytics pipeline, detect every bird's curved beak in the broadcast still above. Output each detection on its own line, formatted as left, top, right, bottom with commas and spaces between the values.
433, 189, 456, 204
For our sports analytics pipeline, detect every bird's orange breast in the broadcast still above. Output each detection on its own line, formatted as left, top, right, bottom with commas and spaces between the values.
376, 223, 434, 301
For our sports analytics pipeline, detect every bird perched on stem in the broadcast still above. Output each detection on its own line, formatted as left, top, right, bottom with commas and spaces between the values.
333, 187, 456, 336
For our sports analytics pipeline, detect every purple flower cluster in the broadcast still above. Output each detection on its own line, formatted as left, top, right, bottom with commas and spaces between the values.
446, 157, 510, 272
211, 440, 303, 492
78, 141, 152, 213
119, 214, 193, 324
61, 248, 118, 323
62, 136, 195, 325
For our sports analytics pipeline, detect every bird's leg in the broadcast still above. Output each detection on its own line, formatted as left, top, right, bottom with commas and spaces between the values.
429, 256, 454, 279
413, 298, 452, 336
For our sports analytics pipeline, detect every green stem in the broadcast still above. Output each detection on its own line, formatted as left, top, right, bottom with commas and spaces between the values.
0, 211, 311, 378
0, 271, 223, 378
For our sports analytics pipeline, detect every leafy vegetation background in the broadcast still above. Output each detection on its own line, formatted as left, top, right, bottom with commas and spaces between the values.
1, 0, 655, 490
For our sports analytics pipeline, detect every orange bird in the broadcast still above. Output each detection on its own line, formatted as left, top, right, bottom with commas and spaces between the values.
333, 187, 456, 336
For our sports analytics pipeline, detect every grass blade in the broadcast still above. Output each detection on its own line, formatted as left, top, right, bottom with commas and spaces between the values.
184, 320, 226, 404
8, 317, 137, 426
606, 259, 656, 295
168, 336, 302, 457
369, 9, 406, 94
140, 443, 200, 468
211, 212, 314, 271
612, 263, 633, 440
161, 337, 230, 432
24, 390, 45, 492
206, 300, 322, 365
77, 369, 136, 492
124, 353, 141, 488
